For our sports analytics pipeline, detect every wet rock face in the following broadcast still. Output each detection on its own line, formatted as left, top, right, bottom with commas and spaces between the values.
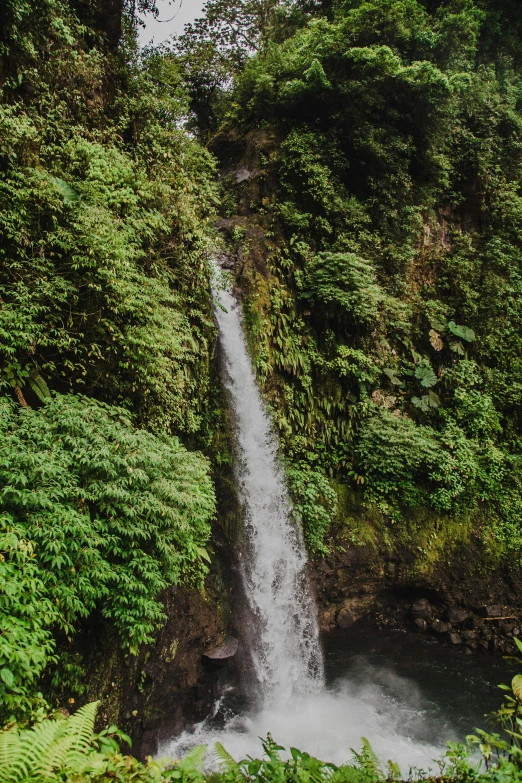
309, 532, 522, 657
84, 569, 239, 760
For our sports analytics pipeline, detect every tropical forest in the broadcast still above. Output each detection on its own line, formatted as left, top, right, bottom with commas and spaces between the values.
2, 0, 522, 781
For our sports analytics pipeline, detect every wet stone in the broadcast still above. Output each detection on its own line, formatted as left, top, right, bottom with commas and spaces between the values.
431, 619, 450, 634
203, 637, 239, 660
446, 607, 469, 625
480, 605, 504, 618
448, 632, 462, 645
336, 607, 355, 629
412, 598, 433, 622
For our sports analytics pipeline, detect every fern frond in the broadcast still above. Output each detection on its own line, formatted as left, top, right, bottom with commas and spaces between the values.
3, 720, 61, 782
66, 701, 99, 750
33, 733, 76, 779
28, 374, 51, 403
0, 729, 19, 773
180, 744, 207, 773
214, 741, 236, 772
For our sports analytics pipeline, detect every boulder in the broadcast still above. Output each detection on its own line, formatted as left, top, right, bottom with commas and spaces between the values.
235, 167, 253, 183
447, 632, 462, 645
412, 598, 433, 622
446, 607, 469, 625
203, 637, 239, 661
337, 607, 355, 629
479, 605, 504, 618
431, 619, 450, 634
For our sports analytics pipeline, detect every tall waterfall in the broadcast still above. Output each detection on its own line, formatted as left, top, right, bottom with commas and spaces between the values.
212, 264, 324, 703
159, 264, 451, 772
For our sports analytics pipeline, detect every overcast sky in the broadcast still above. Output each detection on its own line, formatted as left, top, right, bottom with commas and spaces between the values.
138, 0, 206, 46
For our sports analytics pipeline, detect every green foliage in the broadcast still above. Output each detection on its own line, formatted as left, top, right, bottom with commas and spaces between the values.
286, 462, 337, 552
0, 0, 222, 717
0, 701, 100, 782
0, 1, 218, 437
209, 0, 522, 551
304, 253, 384, 326
354, 408, 441, 510
0, 396, 215, 721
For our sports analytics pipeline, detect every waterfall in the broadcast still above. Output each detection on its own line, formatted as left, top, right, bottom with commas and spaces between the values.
211, 264, 324, 704
159, 263, 450, 772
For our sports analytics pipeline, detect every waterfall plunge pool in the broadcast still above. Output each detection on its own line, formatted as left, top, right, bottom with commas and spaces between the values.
159, 622, 514, 774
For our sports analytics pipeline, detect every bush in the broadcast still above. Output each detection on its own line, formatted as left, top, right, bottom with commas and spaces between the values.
0, 396, 215, 721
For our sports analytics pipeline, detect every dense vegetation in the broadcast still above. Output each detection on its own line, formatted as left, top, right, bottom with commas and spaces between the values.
3, 0, 522, 779
189, 0, 522, 554
0, 0, 219, 721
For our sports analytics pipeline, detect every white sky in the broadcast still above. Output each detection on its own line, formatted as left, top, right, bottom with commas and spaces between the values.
138, 0, 206, 46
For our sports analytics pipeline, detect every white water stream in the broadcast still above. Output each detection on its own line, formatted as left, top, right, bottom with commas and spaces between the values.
159, 265, 451, 773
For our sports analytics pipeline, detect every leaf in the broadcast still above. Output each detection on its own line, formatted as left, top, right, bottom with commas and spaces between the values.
412, 391, 440, 411
430, 317, 446, 332
383, 367, 402, 386
0, 668, 15, 688
514, 637, 522, 655
449, 340, 466, 356
415, 363, 437, 388
197, 546, 211, 563
412, 396, 429, 412
513, 675, 522, 703
29, 374, 51, 403
448, 321, 475, 342
52, 177, 80, 205
214, 741, 236, 771
429, 329, 443, 351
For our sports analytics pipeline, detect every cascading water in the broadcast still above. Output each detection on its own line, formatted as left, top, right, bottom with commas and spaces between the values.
210, 264, 324, 705
159, 264, 455, 772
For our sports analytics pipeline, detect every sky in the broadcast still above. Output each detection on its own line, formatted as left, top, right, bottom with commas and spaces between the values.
138, 0, 206, 46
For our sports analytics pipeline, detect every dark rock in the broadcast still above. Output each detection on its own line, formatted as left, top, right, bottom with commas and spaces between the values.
489, 637, 505, 653
412, 598, 433, 622
203, 637, 239, 660
480, 605, 504, 618
479, 640, 490, 651
500, 621, 515, 633
448, 632, 462, 645
415, 618, 428, 632
431, 619, 450, 634
337, 607, 355, 629
235, 167, 252, 183
446, 607, 469, 625
462, 629, 477, 641
514, 627, 521, 637
466, 639, 478, 650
